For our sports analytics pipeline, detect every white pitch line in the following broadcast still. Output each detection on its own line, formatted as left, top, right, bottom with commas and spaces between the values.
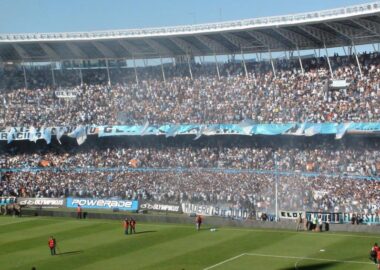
203, 253, 246, 270
245, 253, 373, 265
203, 253, 373, 270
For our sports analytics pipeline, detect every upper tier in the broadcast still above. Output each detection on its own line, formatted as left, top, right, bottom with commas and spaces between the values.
1, 2, 380, 61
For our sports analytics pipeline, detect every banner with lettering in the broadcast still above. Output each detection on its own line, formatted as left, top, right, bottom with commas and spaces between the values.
1, 122, 380, 144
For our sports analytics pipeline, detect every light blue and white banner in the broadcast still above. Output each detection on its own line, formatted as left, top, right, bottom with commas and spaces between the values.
66, 197, 139, 211
1, 122, 380, 144
342, 212, 380, 224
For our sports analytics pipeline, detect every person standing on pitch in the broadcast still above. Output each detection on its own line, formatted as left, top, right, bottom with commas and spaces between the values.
196, 215, 202, 231
370, 243, 378, 263
296, 214, 303, 231
48, 236, 56, 255
130, 218, 136, 234
123, 218, 129, 235
77, 204, 82, 219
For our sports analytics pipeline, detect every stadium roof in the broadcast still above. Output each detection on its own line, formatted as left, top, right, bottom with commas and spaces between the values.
2, 2, 380, 62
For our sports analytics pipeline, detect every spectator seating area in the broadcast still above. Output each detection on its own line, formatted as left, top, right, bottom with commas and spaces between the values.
0, 52, 379, 215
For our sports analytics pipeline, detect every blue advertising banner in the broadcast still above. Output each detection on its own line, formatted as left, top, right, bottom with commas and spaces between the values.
66, 197, 139, 211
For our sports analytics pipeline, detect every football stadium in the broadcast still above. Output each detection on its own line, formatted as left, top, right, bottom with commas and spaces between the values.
0, 1, 380, 269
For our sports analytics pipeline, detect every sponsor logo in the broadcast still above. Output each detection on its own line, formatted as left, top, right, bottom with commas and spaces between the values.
66, 197, 138, 211
140, 203, 180, 212
18, 198, 65, 206
72, 199, 132, 208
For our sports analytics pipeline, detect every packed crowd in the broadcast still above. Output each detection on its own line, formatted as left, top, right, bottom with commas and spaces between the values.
0, 136, 379, 214
0, 52, 379, 215
0, 169, 378, 214
0, 136, 379, 176
0, 52, 379, 126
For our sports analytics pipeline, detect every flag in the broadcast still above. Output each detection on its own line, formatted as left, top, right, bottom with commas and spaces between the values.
140, 121, 150, 136
6, 127, 16, 144
38, 160, 51, 167
304, 125, 321, 137
193, 125, 205, 140
129, 159, 139, 168
56, 127, 66, 144
42, 127, 52, 144
165, 125, 179, 138
335, 123, 352, 140
294, 122, 307, 136
68, 126, 87, 145
238, 119, 255, 135
29, 126, 38, 143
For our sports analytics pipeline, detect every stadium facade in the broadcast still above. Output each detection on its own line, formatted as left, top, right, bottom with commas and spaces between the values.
1, 1, 380, 62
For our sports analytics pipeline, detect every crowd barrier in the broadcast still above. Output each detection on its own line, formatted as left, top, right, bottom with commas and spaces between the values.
1, 197, 379, 225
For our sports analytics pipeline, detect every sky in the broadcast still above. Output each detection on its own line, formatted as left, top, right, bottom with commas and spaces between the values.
0, 0, 377, 34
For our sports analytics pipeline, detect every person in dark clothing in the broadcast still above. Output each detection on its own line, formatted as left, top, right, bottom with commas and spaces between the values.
123, 218, 129, 235
77, 205, 82, 219
130, 218, 136, 234
196, 215, 202, 231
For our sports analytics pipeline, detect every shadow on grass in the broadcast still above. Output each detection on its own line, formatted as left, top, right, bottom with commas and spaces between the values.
280, 261, 339, 270
133, 230, 157, 235
56, 250, 83, 256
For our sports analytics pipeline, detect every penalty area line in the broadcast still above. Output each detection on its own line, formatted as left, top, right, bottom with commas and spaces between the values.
245, 253, 373, 265
203, 253, 373, 270
203, 253, 246, 270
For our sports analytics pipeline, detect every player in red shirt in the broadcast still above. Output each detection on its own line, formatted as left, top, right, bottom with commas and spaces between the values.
123, 218, 129, 235
130, 218, 136, 234
371, 243, 379, 263
48, 236, 56, 255
77, 204, 82, 219
196, 215, 202, 231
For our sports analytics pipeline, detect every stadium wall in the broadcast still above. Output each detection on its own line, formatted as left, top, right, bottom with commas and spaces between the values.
22, 209, 380, 234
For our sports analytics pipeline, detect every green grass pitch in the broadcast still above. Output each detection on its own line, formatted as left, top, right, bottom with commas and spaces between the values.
0, 216, 378, 270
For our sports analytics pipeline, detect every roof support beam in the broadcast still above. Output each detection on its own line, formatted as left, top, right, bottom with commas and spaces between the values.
246, 31, 286, 50
39, 43, 60, 60
12, 44, 30, 59
66, 43, 87, 59
272, 28, 319, 49
298, 25, 329, 43
351, 18, 380, 37
117, 40, 140, 57
169, 37, 201, 56
221, 33, 252, 50
195, 35, 231, 54
92, 41, 117, 59
323, 22, 353, 42
143, 39, 173, 57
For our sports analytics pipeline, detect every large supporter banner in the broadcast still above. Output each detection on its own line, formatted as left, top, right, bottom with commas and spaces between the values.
17, 197, 65, 207
181, 203, 250, 219
66, 197, 139, 211
342, 213, 380, 225
0, 197, 17, 205
140, 203, 181, 212
306, 212, 342, 224
212, 206, 251, 219
55, 90, 79, 99
1, 122, 380, 144
181, 203, 214, 216
279, 210, 305, 220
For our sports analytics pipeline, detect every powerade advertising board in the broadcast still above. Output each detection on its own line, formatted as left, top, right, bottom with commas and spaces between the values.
66, 197, 139, 211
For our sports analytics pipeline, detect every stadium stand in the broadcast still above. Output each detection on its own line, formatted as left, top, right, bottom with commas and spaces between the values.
0, 2, 379, 219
